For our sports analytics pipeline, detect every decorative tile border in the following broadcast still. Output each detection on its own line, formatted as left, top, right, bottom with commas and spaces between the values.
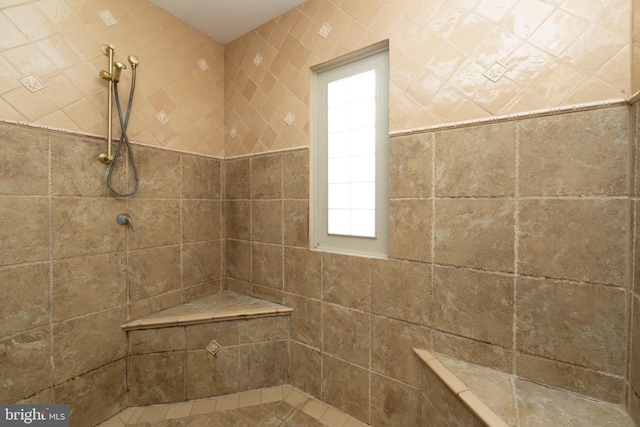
390, 99, 628, 138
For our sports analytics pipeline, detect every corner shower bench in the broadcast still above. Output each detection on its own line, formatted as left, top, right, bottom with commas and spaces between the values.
120, 290, 293, 331
120, 290, 293, 406
414, 348, 635, 427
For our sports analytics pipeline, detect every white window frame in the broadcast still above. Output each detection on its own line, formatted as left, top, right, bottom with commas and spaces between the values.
310, 41, 389, 258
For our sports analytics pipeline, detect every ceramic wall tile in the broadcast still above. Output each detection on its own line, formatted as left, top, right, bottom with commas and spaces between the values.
516, 277, 626, 375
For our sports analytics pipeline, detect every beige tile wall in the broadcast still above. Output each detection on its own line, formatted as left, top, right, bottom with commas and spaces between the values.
633, 0, 640, 93
224, 104, 636, 425
631, 102, 640, 426
0, 121, 223, 427
128, 317, 289, 406
225, 0, 631, 156
2, 0, 640, 425
0, 0, 225, 157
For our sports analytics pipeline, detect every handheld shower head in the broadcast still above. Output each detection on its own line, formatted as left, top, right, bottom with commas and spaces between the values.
113, 62, 126, 82
128, 55, 140, 69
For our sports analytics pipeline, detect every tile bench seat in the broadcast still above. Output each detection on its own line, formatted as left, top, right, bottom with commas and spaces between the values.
120, 291, 293, 406
414, 349, 635, 427
120, 290, 293, 331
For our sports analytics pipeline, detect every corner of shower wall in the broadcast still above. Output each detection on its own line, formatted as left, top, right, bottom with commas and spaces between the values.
0, 121, 225, 427
629, 100, 640, 426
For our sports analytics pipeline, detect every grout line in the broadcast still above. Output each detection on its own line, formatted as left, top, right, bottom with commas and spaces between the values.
390, 195, 631, 201
513, 120, 522, 426
625, 106, 637, 410
513, 121, 520, 377
367, 257, 372, 425
430, 132, 436, 351
320, 251, 325, 400
249, 158, 254, 294
47, 133, 54, 395
179, 154, 184, 303
281, 154, 285, 303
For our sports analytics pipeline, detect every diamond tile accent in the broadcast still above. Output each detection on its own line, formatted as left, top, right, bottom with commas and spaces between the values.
18, 74, 46, 93
97, 10, 118, 26
284, 112, 295, 125
155, 111, 170, 125
206, 340, 221, 356
319, 23, 332, 38
253, 54, 263, 66
229, 127, 237, 138
197, 59, 209, 71
483, 62, 508, 82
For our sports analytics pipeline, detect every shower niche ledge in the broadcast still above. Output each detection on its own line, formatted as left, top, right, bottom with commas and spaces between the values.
414, 348, 636, 427
120, 290, 293, 331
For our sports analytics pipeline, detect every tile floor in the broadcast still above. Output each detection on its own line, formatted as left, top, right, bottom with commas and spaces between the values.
98, 385, 369, 427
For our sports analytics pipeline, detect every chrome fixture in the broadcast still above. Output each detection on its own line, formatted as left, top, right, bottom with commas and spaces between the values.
98, 43, 140, 197
116, 213, 134, 232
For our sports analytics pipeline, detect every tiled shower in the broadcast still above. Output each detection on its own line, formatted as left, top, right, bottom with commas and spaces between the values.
1, 0, 640, 426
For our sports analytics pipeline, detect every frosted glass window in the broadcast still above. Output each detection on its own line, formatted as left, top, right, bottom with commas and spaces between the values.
351, 183, 375, 209
351, 128, 376, 155
328, 210, 351, 235
311, 41, 389, 258
328, 183, 351, 209
351, 210, 375, 237
351, 70, 376, 100
328, 157, 350, 183
328, 131, 351, 158
350, 99, 375, 128
326, 70, 378, 238
328, 104, 351, 133
350, 155, 375, 182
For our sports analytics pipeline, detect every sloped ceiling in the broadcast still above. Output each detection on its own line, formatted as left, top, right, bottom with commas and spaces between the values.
148, 0, 308, 45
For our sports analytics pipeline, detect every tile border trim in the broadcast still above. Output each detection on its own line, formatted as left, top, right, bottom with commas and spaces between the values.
413, 348, 509, 427
120, 306, 293, 331
390, 98, 627, 138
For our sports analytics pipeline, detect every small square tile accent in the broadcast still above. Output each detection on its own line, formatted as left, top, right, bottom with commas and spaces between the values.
18, 74, 46, 93
98, 10, 118, 26
284, 112, 295, 125
319, 23, 332, 38
197, 59, 209, 71
229, 127, 238, 138
483, 61, 508, 82
206, 339, 221, 356
253, 53, 263, 66
156, 111, 170, 125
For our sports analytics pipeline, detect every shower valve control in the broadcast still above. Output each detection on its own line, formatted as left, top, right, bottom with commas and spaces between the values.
116, 213, 134, 232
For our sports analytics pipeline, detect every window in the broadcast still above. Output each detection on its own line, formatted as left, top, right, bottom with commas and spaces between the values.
311, 41, 389, 258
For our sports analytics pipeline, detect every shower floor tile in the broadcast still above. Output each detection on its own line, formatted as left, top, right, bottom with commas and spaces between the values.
97, 385, 370, 427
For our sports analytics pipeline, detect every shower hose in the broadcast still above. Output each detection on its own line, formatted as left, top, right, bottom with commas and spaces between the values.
107, 67, 139, 197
